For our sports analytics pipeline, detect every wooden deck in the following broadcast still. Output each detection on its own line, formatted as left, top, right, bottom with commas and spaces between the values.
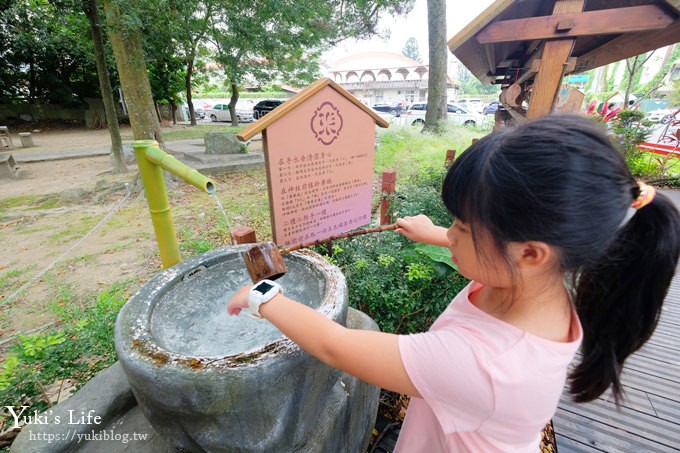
553, 189, 680, 452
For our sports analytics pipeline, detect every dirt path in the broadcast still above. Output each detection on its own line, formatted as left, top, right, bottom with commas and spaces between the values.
0, 125, 210, 342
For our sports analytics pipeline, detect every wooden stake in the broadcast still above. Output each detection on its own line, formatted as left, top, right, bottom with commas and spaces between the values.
232, 226, 257, 244
445, 149, 456, 167
380, 170, 397, 225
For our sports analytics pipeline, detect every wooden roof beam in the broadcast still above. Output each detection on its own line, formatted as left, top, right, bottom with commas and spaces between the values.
527, 0, 584, 119
577, 19, 680, 71
484, 44, 496, 78
476, 5, 674, 44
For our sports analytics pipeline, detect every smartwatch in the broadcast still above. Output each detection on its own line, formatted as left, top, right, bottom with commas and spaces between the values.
248, 279, 283, 319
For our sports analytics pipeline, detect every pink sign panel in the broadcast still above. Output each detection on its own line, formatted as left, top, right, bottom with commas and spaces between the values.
265, 87, 375, 246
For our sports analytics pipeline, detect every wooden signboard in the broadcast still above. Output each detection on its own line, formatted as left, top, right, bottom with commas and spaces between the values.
237, 78, 389, 246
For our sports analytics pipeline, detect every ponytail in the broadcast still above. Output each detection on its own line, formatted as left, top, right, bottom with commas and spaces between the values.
441, 114, 680, 404
569, 192, 680, 403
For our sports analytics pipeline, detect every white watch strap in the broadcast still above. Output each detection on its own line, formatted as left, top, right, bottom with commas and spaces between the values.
248, 280, 282, 319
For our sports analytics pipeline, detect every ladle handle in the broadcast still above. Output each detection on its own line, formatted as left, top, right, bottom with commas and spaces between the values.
280, 223, 398, 255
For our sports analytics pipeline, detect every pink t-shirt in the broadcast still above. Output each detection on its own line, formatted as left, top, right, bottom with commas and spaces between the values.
395, 281, 582, 452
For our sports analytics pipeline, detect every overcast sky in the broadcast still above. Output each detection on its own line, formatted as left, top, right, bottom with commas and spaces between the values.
322, 0, 496, 67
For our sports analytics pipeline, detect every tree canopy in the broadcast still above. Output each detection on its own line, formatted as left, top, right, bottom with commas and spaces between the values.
0, 0, 414, 108
0, 0, 102, 104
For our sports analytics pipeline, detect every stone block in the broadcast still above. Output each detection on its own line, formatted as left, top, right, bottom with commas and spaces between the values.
19, 132, 34, 147
204, 132, 246, 155
0, 152, 18, 179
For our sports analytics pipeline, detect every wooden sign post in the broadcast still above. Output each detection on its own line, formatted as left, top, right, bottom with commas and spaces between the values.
237, 78, 389, 246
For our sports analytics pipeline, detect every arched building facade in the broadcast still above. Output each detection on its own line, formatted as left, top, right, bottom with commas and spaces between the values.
327, 52, 458, 107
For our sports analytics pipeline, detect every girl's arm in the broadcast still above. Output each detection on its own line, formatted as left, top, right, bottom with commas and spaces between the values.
396, 214, 449, 247
227, 286, 421, 398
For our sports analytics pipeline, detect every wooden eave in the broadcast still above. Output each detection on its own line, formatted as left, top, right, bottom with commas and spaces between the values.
237, 78, 390, 142
448, 0, 680, 86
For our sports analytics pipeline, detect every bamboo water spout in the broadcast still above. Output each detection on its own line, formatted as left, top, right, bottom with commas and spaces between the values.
133, 140, 216, 269
243, 223, 398, 282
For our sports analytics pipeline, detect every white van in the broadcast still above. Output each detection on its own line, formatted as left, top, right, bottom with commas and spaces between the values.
456, 99, 485, 114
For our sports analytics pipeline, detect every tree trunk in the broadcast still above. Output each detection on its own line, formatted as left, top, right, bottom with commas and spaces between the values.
624, 56, 639, 109
169, 99, 177, 125
102, 0, 164, 146
185, 56, 196, 126
597, 65, 608, 93
660, 44, 676, 71
229, 82, 240, 127
424, 0, 447, 133
155, 102, 163, 123
84, 0, 127, 173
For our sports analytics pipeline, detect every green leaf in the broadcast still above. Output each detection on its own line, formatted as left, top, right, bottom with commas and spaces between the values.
410, 243, 458, 272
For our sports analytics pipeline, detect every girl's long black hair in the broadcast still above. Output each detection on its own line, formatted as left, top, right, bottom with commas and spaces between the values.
441, 114, 680, 403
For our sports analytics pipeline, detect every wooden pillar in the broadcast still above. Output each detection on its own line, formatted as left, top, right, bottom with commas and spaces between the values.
445, 149, 456, 167
527, 0, 585, 119
232, 226, 257, 244
380, 170, 397, 225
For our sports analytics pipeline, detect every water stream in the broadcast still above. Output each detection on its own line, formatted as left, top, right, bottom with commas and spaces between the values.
211, 192, 236, 245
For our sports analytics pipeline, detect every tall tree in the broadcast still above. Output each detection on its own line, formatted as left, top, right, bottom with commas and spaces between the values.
101, 0, 164, 144
424, 0, 447, 133
148, 53, 187, 125
161, 0, 215, 126
622, 52, 655, 108
402, 37, 422, 63
209, 0, 415, 126
668, 78, 680, 107
0, 0, 99, 104
83, 0, 126, 173
640, 44, 680, 98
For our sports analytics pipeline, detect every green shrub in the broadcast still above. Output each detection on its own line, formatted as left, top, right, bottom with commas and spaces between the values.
610, 110, 653, 162
375, 124, 483, 181
0, 281, 131, 428
180, 238, 215, 256
321, 169, 468, 334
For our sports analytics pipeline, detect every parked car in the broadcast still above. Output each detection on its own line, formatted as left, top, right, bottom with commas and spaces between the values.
403, 103, 485, 128
183, 107, 206, 120
483, 101, 500, 115
206, 103, 254, 123
456, 98, 485, 114
370, 108, 396, 124
644, 108, 675, 124
253, 99, 285, 119
371, 102, 407, 117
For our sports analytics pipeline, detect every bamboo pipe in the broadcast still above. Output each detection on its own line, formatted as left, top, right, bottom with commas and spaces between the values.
243, 223, 398, 283
132, 140, 216, 269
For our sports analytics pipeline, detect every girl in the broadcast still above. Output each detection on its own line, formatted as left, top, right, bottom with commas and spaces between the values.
227, 114, 680, 452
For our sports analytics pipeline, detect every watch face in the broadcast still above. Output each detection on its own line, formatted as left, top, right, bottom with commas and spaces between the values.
254, 281, 274, 294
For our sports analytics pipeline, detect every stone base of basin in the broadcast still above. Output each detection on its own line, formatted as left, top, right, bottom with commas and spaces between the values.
10, 308, 380, 453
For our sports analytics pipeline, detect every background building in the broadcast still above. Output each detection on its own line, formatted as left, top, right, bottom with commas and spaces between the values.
327, 52, 459, 107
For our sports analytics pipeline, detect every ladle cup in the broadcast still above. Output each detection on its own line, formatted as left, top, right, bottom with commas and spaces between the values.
243, 223, 398, 283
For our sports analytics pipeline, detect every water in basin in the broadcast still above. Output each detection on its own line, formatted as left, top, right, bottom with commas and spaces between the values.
149, 258, 324, 357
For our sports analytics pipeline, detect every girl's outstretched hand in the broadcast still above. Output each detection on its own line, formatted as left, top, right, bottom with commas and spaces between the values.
227, 285, 253, 315
396, 215, 449, 247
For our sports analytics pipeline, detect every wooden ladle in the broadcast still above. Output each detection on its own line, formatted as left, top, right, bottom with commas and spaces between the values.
243, 223, 398, 283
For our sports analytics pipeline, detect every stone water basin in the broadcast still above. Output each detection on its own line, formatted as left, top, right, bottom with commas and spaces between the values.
115, 245, 379, 452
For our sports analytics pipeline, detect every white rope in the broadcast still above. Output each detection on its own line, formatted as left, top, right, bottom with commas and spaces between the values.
3, 183, 135, 306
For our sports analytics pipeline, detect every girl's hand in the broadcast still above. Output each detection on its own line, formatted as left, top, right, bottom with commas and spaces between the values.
396, 215, 450, 247
227, 285, 253, 315
395, 214, 435, 242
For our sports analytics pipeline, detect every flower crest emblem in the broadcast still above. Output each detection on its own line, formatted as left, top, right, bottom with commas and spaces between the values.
310, 101, 343, 145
